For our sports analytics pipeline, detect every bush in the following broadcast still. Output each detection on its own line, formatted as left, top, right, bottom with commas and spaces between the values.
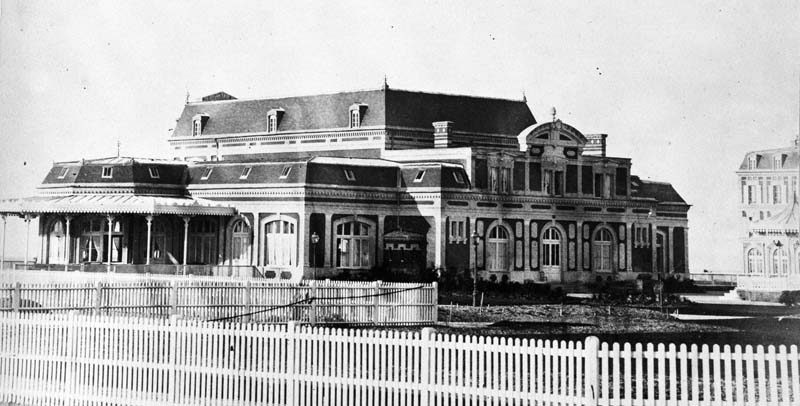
779, 290, 800, 306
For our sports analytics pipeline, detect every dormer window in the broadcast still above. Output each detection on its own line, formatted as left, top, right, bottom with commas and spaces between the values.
101, 167, 113, 179
349, 103, 368, 128
280, 166, 292, 179
413, 170, 426, 183
192, 114, 209, 137
343, 168, 356, 181
267, 108, 284, 133
748, 155, 758, 170
774, 155, 783, 169
453, 171, 465, 185
239, 167, 252, 179
148, 168, 160, 179
57, 167, 69, 179
200, 167, 213, 180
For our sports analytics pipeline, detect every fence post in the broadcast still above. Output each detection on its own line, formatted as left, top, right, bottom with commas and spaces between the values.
242, 280, 252, 323
170, 279, 179, 316
431, 281, 438, 323
11, 282, 20, 312
65, 310, 78, 405
93, 281, 102, 315
310, 281, 317, 326
373, 280, 382, 325
168, 314, 181, 404
585, 336, 600, 406
420, 327, 435, 406
286, 321, 298, 406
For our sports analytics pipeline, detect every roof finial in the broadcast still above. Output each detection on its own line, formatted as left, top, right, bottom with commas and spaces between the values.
521, 89, 527, 103
185, 89, 190, 105
382, 74, 389, 90
116, 139, 121, 158
549, 106, 557, 122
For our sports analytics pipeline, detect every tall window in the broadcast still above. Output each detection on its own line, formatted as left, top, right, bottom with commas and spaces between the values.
500, 168, 511, 193
772, 248, 789, 276
79, 218, 122, 263
490, 167, 499, 192
542, 228, 561, 269
264, 217, 296, 267
773, 185, 782, 204
486, 225, 510, 271
230, 219, 251, 265
188, 219, 217, 264
335, 217, 374, 268
349, 109, 360, 128
747, 185, 755, 204
268, 114, 278, 133
747, 156, 757, 170
544, 169, 564, 196
747, 248, 763, 274
774, 156, 782, 169
47, 220, 67, 264
593, 228, 613, 271
449, 219, 466, 243
150, 220, 167, 263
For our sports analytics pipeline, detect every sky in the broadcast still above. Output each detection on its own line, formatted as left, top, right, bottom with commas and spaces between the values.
0, 0, 798, 271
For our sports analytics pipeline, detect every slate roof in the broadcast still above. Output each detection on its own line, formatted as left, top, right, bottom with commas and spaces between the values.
42, 157, 187, 185
630, 176, 687, 204
173, 88, 535, 138
738, 146, 800, 170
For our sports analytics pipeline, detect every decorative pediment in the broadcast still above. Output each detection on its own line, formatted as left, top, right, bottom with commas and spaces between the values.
517, 120, 588, 152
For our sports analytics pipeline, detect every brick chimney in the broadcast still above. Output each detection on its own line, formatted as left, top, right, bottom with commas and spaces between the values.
433, 121, 454, 148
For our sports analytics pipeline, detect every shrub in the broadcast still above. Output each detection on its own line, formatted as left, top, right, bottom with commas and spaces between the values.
779, 290, 800, 306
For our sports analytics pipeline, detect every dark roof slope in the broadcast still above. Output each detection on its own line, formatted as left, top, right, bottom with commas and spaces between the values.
173, 88, 535, 138
738, 147, 799, 170
42, 157, 187, 185
631, 176, 687, 204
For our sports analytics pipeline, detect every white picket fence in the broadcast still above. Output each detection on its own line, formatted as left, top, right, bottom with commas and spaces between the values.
0, 279, 438, 325
1, 312, 798, 406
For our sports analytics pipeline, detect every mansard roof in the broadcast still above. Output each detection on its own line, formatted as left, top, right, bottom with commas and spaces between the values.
630, 176, 687, 205
738, 146, 800, 171
173, 88, 535, 138
41, 157, 187, 186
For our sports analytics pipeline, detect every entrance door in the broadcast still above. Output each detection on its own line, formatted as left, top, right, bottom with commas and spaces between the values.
230, 220, 251, 266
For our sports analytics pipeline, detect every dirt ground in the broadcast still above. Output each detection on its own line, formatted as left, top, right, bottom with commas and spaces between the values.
431, 304, 800, 347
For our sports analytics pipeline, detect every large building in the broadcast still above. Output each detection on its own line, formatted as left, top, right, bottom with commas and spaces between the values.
0, 86, 690, 287
737, 140, 800, 298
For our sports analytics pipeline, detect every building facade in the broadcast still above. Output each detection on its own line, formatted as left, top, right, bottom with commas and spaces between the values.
737, 141, 800, 298
0, 86, 690, 287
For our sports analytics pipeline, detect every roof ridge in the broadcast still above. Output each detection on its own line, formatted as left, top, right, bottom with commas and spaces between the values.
187, 86, 527, 105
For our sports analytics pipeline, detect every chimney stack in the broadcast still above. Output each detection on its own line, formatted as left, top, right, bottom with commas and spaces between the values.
433, 121, 454, 148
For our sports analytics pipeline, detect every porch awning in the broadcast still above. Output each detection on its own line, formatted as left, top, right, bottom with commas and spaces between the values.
0, 195, 237, 216
751, 193, 800, 234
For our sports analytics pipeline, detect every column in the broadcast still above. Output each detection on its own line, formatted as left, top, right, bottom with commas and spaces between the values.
251, 213, 260, 266
145, 215, 153, 266
106, 215, 115, 272
298, 212, 308, 271
668, 226, 674, 274
523, 219, 531, 271
684, 227, 690, 274
24, 214, 31, 267
377, 214, 386, 267
470, 217, 478, 270
64, 216, 72, 271
434, 214, 445, 270
1, 215, 6, 271
576, 220, 583, 271
626, 222, 633, 272
651, 223, 657, 274
324, 213, 333, 268
182, 217, 190, 266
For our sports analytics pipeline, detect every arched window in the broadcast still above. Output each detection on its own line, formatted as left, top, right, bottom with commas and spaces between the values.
230, 219, 251, 265
747, 248, 763, 274
772, 248, 789, 276
593, 228, 613, 272
486, 225, 510, 271
264, 217, 297, 267
188, 219, 217, 264
335, 217, 374, 269
542, 228, 561, 269
47, 220, 67, 264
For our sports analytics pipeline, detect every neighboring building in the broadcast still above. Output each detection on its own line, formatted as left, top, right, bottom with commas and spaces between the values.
0, 86, 690, 287
736, 141, 800, 299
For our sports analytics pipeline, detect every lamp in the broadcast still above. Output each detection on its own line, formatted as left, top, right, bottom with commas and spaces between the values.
311, 232, 320, 280
471, 230, 481, 307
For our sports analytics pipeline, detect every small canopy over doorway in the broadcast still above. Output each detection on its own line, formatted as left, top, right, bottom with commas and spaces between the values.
0, 194, 236, 271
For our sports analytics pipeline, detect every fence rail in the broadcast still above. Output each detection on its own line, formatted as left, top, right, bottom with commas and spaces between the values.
1, 312, 798, 406
0, 279, 438, 325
